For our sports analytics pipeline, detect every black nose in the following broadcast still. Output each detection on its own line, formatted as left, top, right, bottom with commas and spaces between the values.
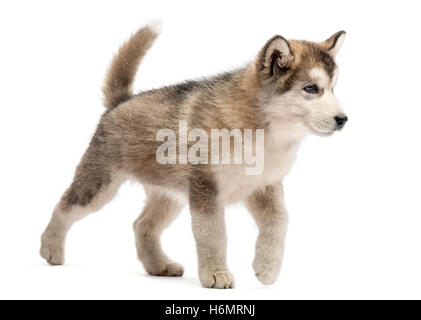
334, 114, 348, 129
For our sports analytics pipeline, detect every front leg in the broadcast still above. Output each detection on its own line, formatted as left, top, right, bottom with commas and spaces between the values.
246, 182, 289, 285
189, 170, 234, 289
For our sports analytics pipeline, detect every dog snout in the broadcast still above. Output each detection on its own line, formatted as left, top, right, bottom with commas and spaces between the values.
334, 114, 348, 130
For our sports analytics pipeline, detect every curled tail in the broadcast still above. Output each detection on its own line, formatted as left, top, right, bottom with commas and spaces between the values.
103, 24, 159, 109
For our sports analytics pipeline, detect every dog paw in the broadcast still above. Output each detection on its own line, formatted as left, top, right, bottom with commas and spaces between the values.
155, 262, 184, 277
253, 252, 281, 285
146, 261, 184, 277
40, 235, 65, 266
200, 270, 235, 289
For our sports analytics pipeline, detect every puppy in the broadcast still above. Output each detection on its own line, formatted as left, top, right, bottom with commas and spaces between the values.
41, 24, 347, 289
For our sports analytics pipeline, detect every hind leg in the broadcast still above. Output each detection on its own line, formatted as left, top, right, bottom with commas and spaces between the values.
133, 187, 185, 277
40, 158, 127, 265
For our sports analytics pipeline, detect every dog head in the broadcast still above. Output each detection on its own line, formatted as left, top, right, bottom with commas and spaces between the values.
256, 31, 347, 136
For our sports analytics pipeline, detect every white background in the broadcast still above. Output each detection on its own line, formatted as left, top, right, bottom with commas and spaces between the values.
0, 0, 420, 300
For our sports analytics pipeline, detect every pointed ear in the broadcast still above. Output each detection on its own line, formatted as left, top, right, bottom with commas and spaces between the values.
320, 31, 346, 57
258, 35, 294, 76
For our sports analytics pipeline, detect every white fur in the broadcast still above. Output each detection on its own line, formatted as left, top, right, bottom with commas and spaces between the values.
147, 19, 162, 34
214, 120, 306, 205
263, 67, 345, 136
41, 31, 347, 288
40, 171, 128, 265
330, 32, 346, 57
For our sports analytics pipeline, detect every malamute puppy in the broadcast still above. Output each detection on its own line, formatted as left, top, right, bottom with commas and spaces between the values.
41, 24, 347, 289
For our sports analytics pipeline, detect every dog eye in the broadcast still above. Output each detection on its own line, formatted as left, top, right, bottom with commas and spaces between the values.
303, 84, 319, 94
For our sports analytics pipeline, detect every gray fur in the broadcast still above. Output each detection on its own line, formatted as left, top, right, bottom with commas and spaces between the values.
40, 25, 347, 288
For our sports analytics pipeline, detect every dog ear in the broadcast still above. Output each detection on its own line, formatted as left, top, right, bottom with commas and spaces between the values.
320, 31, 346, 57
258, 35, 294, 76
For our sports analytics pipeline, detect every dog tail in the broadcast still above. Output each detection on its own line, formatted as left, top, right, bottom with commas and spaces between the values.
103, 23, 160, 109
